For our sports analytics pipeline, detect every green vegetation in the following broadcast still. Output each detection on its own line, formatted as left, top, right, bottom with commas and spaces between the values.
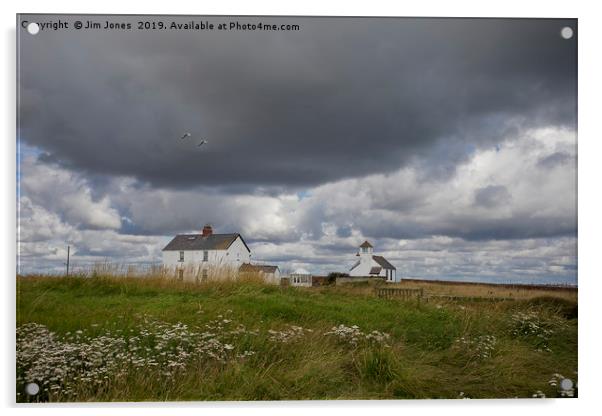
16, 276, 577, 402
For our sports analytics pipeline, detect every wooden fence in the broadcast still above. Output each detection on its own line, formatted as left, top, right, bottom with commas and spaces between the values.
374, 287, 424, 300
427, 295, 514, 302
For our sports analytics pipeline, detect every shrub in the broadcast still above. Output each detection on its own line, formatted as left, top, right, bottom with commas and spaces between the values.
521, 296, 578, 320
326, 272, 349, 285
509, 311, 561, 352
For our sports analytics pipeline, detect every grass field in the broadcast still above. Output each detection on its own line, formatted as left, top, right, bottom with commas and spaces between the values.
16, 275, 578, 402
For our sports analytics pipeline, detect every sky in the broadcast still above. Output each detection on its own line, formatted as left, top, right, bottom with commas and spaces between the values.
17, 15, 577, 284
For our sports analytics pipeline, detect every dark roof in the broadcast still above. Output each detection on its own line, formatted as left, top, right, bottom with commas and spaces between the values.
369, 267, 382, 275
373, 255, 396, 270
239, 263, 279, 273
359, 241, 373, 248
162, 233, 250, 252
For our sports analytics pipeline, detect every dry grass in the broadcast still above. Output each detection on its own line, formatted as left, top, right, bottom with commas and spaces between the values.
315, 278, 576, 302
392, 280, 577, 301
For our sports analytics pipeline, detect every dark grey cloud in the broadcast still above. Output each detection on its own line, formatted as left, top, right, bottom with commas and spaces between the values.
347, 213, 576, 242
538, 151, 573, 169
18, 16, 576, 189
473, 185, 512, 208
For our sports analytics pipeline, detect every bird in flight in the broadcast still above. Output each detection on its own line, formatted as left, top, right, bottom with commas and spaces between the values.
197, 140, 208, 147
180, 132, 191, 140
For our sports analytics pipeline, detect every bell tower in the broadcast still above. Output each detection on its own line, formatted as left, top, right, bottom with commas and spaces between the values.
359, 241, 373, 264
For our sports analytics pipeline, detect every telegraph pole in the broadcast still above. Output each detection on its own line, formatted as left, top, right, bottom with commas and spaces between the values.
66, 245, 70, 276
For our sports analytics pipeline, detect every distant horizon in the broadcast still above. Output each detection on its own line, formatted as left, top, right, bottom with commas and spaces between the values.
16, 266, 578, 287
16, 256, 578, 287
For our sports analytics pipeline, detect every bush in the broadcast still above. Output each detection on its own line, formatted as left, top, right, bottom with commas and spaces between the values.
522, 296, 578, 319
326, 272, 349, 285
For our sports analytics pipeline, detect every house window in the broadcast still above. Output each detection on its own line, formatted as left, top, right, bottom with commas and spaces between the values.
178, 269, 183, 280
203, 250, 208, 262
179, 251, 184, 262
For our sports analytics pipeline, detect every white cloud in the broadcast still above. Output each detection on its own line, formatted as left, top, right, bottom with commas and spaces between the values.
17, 194, 163, 274
20, 156, 121, 230
17, 126, 577, 283
293, 126, 576, 241
18, 196, 73, 242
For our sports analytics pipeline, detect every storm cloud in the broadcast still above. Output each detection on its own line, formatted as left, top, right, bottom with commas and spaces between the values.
17, 15, 577, 283
19, 16, 576, 188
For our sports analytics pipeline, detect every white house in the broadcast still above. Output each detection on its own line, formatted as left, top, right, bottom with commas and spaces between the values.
349, 241, 398, 282
239, 263, 281, 285
162, 225, 251, 282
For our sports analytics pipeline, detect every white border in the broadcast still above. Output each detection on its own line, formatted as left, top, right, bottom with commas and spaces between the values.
3, 1, 601, 415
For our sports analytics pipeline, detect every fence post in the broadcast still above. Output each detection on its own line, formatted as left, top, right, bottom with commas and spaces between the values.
374, 287, 424, 301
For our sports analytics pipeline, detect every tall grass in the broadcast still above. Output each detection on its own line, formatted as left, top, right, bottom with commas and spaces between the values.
16, 274, 577, 402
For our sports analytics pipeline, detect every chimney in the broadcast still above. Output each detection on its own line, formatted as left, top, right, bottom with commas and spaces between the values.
202, 224, 213, 237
